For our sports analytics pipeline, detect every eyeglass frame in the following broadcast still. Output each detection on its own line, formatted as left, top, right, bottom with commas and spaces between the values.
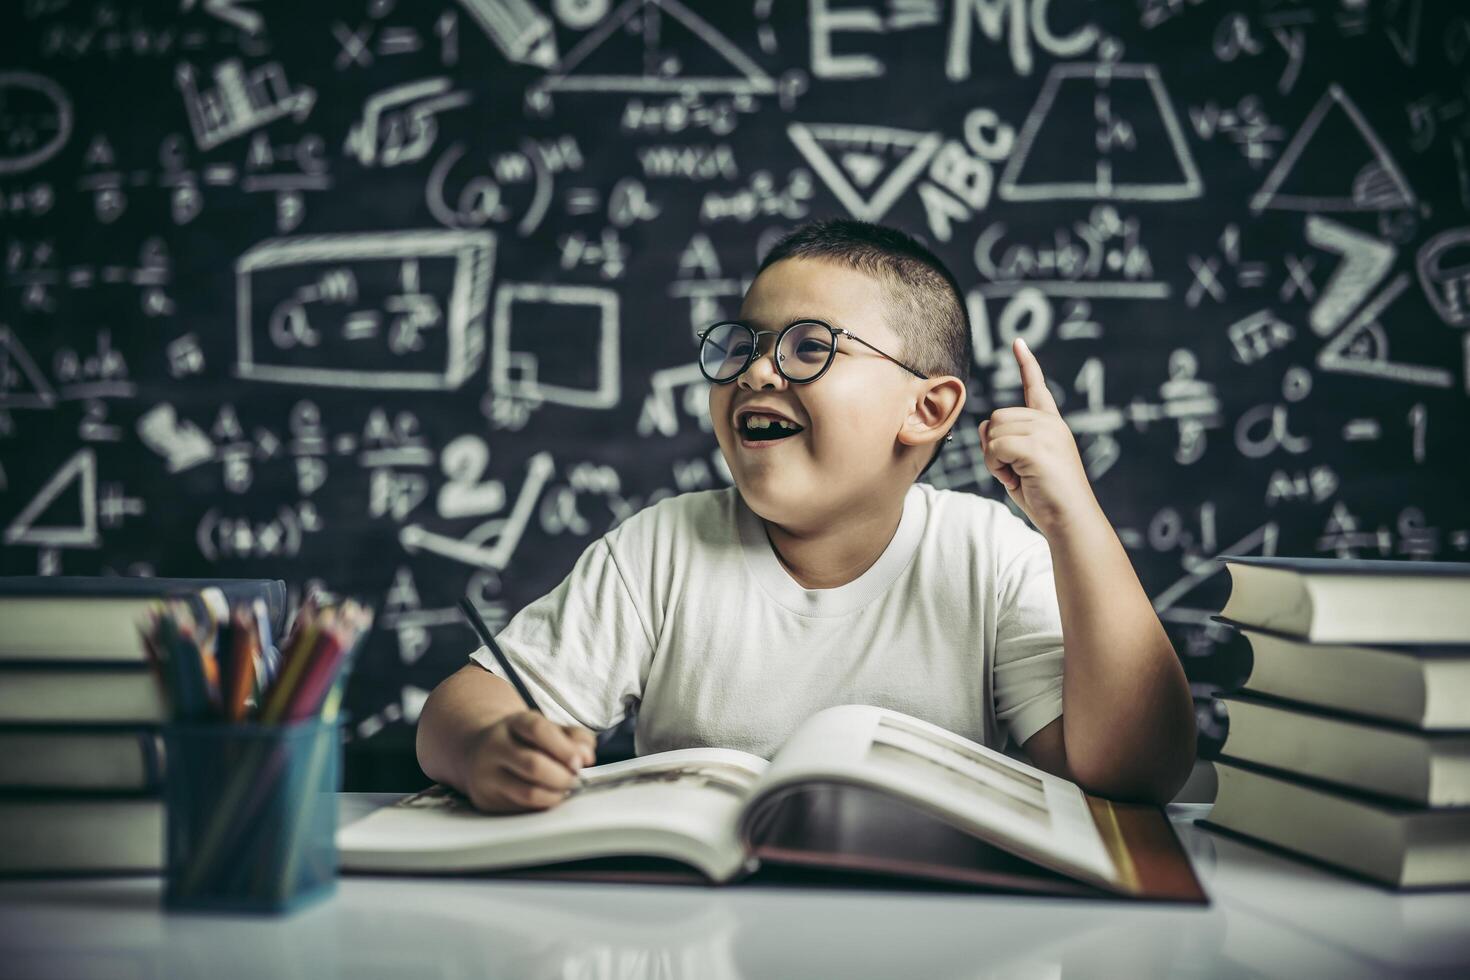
698, 318, 957, 445
695, 318, 930, 386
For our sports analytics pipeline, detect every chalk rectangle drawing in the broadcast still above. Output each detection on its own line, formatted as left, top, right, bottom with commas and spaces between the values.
491, 283, 620, 409
235, 231, 494, 389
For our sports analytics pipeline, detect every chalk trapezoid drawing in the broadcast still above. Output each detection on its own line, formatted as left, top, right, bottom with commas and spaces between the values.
998, 63, 1203, 202
788, 123, 941, 223
1250, 84, 1417, 214
4, 447, 98, 548
0, 327, 58, 409
542, 0, 774, 95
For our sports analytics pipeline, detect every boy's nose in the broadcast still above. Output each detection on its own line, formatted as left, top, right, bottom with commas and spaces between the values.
738, 334, 786, 390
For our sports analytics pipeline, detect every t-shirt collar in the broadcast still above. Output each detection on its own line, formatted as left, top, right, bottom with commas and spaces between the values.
735, 483, 927, 617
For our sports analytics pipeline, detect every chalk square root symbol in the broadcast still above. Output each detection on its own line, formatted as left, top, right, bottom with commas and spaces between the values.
234, 230, 495, 390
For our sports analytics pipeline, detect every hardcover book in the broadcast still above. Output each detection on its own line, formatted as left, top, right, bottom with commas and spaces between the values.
0, 576, 288, 664
1216, 556, 1470, 644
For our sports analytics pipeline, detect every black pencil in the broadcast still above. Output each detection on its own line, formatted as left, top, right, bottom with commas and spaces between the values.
456, 597, 543, 715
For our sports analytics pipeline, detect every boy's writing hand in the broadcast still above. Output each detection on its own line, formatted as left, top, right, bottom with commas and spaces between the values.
978, 338, 1100, 539
463, 711, 598, 814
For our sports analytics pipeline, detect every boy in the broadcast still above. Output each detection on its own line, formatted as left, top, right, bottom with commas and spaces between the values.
417, 219, 1196, 813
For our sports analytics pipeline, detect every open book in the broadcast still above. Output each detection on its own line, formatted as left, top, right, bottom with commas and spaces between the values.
339, 705, 1207, 902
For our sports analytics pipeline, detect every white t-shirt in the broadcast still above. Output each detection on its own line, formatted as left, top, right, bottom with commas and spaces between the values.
470, 482, 1065, 759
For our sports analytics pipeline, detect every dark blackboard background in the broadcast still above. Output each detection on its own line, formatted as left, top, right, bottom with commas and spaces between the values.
3, 0, 1466, 789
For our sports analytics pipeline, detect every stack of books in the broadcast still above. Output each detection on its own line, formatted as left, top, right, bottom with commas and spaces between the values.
0, 576, 285, 874
1203, 555, 1470, 890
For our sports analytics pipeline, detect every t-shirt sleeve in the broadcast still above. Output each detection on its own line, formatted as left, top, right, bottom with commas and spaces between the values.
992, 536, 1066, 751
467, 535, 654, 733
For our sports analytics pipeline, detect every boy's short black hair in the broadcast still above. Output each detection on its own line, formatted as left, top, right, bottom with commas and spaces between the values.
756, 217, 971, 476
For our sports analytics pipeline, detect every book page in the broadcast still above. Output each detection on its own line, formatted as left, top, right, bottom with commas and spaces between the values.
339, 746, 769, 882
742, 704, 1120, 889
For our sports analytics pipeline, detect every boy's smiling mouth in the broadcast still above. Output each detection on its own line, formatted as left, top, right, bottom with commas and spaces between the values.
735, 408, 805, 446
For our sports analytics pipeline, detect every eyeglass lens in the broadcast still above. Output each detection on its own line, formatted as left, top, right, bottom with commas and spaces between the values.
699, 322, 834, 383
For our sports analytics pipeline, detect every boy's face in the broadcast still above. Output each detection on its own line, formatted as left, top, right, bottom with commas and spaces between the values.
709, 257, 922, 529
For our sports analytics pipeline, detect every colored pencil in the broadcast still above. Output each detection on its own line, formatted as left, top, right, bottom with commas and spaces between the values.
223, 605, 257, 723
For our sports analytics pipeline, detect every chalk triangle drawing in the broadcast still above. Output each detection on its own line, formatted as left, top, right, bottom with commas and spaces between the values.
4, 447, 98, 548
998, 63, 1203, 202
788, 122, 941, 223
840, 151, 885, 189
0, 326, 56, 409
1250, 84, 1416, 213
1316, 273, 1453, 387
542, 0, 774, 94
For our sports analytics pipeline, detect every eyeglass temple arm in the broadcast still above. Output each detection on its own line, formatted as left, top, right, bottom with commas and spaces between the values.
837, 329, 953, 441
840, 331, 929, 380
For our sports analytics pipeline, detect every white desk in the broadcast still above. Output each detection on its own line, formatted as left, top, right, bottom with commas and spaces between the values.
0, 794, 1466, 979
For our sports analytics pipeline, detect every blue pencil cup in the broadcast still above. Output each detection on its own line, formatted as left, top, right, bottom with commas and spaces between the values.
163, 718, 340, 913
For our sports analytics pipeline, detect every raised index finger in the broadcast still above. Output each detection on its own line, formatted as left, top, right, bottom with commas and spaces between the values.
1014, 337, 1059, 415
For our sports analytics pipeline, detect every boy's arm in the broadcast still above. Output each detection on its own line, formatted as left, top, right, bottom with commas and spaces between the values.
418, 664, 599, 812
416, 665, 532, 789
982, 338, 1196, 805
1024, 509, 1197, 803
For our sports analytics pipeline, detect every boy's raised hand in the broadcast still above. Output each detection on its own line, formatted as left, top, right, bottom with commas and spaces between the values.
462, 711, 598, 813
977, 338, 1099, 538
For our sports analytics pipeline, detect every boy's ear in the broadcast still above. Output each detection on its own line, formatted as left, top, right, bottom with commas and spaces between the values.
897, 375, 966, 450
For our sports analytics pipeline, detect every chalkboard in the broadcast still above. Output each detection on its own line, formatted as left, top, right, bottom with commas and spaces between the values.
3, 0, 1467, 789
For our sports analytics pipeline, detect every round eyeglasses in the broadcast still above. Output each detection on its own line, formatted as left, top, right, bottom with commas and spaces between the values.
696, 319, 929, 385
